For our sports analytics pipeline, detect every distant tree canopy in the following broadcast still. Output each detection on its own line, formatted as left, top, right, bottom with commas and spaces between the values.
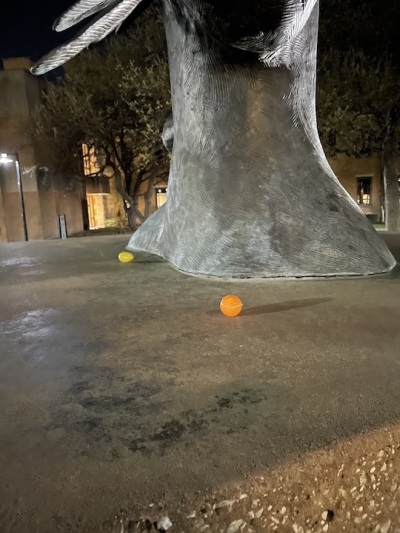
318, 0, 400, 157
317, 50, 399, 158
317, 0, 400, 230
33, 8, 171, 229
319, 0, 400, 61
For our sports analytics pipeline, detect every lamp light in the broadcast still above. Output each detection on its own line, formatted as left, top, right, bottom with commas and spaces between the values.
0, 152, 28, 241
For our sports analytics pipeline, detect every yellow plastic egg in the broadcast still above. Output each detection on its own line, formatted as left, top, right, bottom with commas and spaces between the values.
118, 251, 134, 263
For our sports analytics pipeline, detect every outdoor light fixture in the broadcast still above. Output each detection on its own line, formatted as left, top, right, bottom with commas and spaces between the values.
0, 153, 13, 164
0, 152, 28, 241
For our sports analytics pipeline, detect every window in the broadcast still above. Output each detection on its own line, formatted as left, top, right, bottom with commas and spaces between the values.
357, 177, 371, 205
82, 144, 100, 176
156, 187, 167, 208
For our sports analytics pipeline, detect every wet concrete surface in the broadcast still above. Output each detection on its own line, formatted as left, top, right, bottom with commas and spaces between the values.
0, 234, 399, 532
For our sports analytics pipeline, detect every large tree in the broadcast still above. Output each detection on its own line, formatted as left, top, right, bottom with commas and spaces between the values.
34, 9, 171, 229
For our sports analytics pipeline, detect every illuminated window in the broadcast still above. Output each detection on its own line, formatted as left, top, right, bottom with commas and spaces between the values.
156, 187, 167, 208
82, 144, 100, 176
357, 177, 371, 205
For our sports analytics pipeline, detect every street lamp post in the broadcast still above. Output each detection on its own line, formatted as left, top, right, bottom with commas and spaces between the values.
0, 152, 29, 241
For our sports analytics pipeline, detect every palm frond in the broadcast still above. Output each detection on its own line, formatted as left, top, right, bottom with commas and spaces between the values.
32, 0, 143, 75
53, 0, 120, 32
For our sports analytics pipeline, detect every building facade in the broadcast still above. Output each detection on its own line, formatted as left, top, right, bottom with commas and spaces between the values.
82, 149, 396, 230
328, 153, 400, 224
1, 58, 397, 241
0, 57, 85, 242
82, 143, 168, 229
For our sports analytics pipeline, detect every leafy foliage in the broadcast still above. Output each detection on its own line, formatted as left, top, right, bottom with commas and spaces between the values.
317, 50, 400, 158
317, 0, 400, 157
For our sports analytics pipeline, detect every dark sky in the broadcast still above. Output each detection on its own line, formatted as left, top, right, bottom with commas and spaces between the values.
0, 0, 79, 64
1, 0, 399, 67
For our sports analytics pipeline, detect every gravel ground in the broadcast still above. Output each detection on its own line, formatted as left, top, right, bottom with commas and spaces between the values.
109, 424, 400, 533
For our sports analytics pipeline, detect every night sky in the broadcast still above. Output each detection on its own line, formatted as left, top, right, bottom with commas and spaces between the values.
1, 0, 399, 67
0, 0, 79, 64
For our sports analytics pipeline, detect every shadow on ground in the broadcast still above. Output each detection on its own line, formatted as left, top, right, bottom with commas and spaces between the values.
207, 297, 334, 317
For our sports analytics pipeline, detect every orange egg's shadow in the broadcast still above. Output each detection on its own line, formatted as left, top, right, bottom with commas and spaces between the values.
208, 298, 333, 318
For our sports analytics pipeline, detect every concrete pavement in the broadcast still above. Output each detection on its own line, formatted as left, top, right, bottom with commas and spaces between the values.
0, 234, 399, 532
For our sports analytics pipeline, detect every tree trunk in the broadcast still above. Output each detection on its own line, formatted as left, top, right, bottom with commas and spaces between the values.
112, 165, 140, 230
144, 176, 156, 219
128, 0, 395, 278
383, 146, 400, 232
133, 203, 145, 227
80, 176, 90, 230
126, 207, 138, 231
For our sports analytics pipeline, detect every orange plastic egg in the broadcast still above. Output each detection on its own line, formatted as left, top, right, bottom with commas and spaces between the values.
220, 295, 243, 317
